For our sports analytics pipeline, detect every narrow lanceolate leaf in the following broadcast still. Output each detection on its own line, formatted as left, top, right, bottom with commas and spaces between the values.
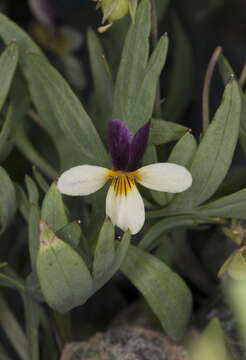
139, 215, 219, 250
41, 183, 68, 232
166, 132, 197, 203
13, 117, 58, 179
0, 14, 44, 63
93, 220, 115, 280
129, 0, 138, 23
37, 221, 93, 313
130, 34, 169, 132
25, 175, 39, 206
218, 53, 234, 84
0, 71, 30, 161
227, 280, 246, 347
191, 318, 227, 360
163, 14, 193, 123
218, 54, 246, 159
240, 125, 246, 156
87, 28, 113, 138
28, 204, 40, 271
56, 221, 82, 249
142, 146, 167, 206
171, 78, 241, 210
121, 245, 192, 341
148, 119, 187, 146
32, 167, 49, 193
195, 188, 246, 219
0, 167, 16, 234
92, 231, 131, 295
168, 132, 197, 168
0, 295, 29, 360
23, 293, 41, 360
112, 0, 151, 133
14, 184, 29, 221
0, 42, 18, 112
22, 53, 109, 167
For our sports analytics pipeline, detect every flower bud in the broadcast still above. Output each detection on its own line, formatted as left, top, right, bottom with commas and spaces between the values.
36, 221, 93, 313
101, 0, 129, 23
218, 246, 246, 281
227, 247, 246, 281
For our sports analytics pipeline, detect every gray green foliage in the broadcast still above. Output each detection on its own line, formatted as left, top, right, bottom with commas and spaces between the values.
0, 1, 246, 356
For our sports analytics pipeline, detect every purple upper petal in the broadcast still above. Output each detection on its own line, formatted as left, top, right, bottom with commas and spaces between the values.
108, 119, 131, 171
127, 122, 150, 171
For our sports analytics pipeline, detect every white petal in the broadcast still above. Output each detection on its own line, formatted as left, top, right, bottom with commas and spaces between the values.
57, 165, 109, 196
136, 163, 192, 193
106, 183, 145, 235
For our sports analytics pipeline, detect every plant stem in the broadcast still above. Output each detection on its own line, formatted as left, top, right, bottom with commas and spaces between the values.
202, 46, 222, 133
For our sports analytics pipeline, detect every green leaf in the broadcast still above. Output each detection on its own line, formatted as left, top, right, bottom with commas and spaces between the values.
14, 183, 29, 222
142, 145, 167, 206
218, 54, 246, 159
56, 221, 82, 249
25, 176, 40, 271
218, 53, 234, 84
170, 78, 241, 210
240, 125, 246, 156
25, 175, 39, 205
13, 117, 57, 179
163, 14, 193, 122
22, 53, 109, 167
37, 221, 93, 313
86, 187, 108, 246
0, 42, 18, 112
0, 294, 29, 360
112, 0, 151, 133
130, 34, 169, 132
168, 132, 197, 168
139, 215, 219, 250
92, 231, 131, 294
0, 72, 30, 161
114, 231, 131, 268
87, 28, 113, 138
0, 166, 16, 234
41, 183, 68, 232
148, 119, 188, 146
23, 293, 41, 360
0, 14, 44, 63
0, 267, 25, 292
121, 245, 192, 340
129, 0, 138, 23
191, 318, 227, 360
166, 132, 197, 203
226, 280, 246, 347
28, 204, 40, 270
32, 167, 49, 193
92, 220, 115, 280
195, 188, 246, 219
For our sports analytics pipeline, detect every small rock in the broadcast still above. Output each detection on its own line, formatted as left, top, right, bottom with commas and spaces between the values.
61, 325, 190, 360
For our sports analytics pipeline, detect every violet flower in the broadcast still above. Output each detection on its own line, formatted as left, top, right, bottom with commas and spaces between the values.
58, 119, 192, 234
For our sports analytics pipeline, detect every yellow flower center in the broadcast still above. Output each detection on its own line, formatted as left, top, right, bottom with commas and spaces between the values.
106, 170, 141, 196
